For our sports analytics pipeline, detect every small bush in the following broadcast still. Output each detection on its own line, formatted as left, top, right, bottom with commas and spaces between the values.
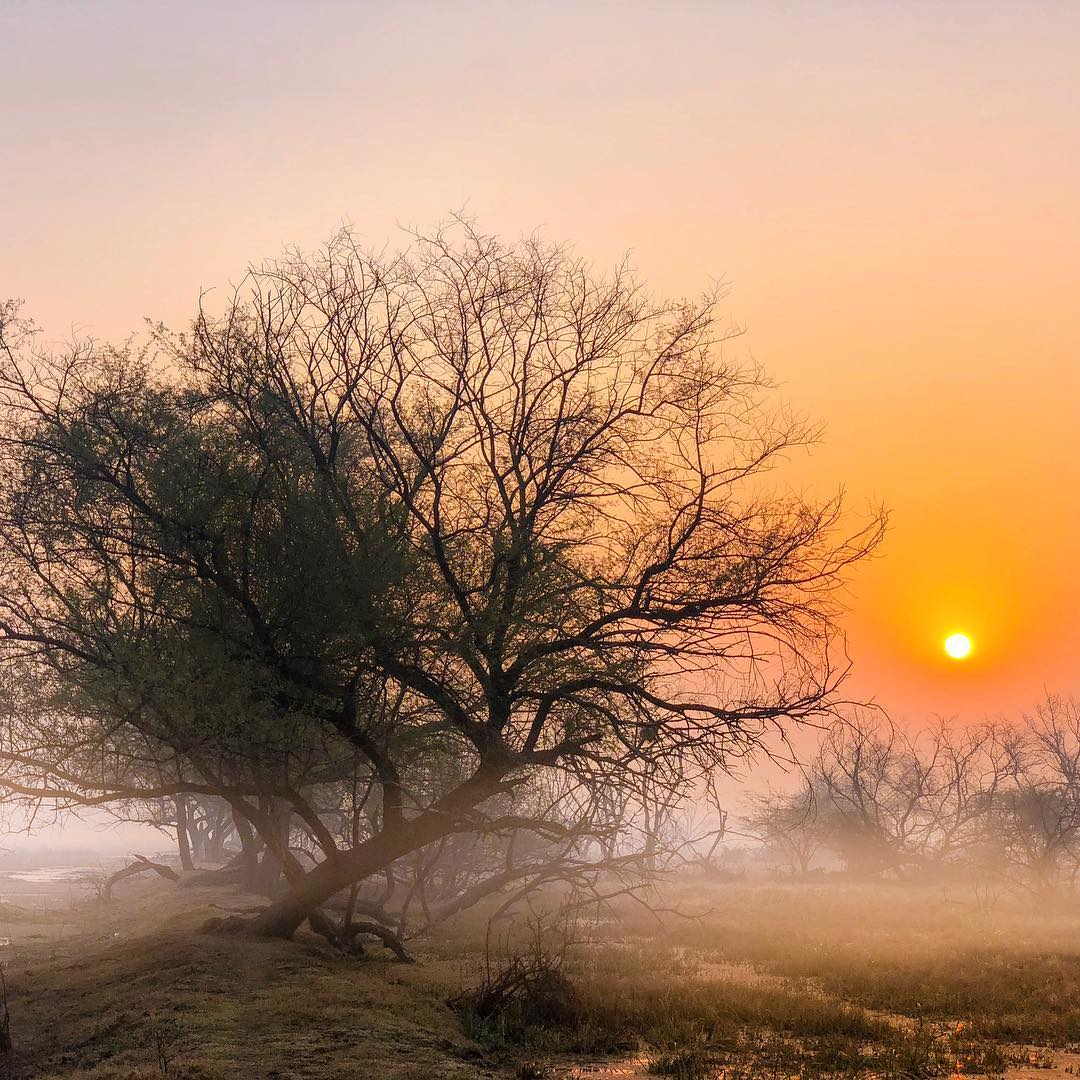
450, 916, 585, 1050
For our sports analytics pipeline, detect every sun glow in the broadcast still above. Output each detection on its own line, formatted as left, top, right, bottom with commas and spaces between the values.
944, 632, 973, 660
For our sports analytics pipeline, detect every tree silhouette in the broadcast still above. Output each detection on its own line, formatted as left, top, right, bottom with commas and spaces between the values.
0, 223, 882, 940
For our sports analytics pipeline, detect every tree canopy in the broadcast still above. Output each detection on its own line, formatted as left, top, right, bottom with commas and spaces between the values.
0, 223, 882, 943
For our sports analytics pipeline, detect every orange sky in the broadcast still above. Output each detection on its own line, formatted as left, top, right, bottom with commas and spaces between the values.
2, 1, 1078, 723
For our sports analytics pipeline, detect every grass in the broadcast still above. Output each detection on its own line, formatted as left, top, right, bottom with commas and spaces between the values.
5, 881, 494, 1079
445, 876, 1080, 1074
793, 948, 1080, 1042
651, 879, 1080, 1044
7, 872, 1080, 1077
456, 942, 1028, 1077
458, 966, 889, 1055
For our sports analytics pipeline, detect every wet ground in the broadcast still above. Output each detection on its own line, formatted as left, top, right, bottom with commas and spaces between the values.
0, 857, 128, 915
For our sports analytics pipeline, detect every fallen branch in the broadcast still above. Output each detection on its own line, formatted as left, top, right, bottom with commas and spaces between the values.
104, 855, 180, 900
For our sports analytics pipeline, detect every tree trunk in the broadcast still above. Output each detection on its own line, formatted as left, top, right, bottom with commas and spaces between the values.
174, 795, 195, 872
251, 764, 507, 939
204, 809, 233, 864
229, 802, 264, 892
250, 798, 290, 897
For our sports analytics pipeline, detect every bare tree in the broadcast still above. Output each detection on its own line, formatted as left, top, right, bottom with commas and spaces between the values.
985, 698, 1080, 895
812, 714, 1011, 879
742, 783, 826, 876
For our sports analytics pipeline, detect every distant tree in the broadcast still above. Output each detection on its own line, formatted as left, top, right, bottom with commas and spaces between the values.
811, 715, 1008, 879
0, 223, 882, 942
985, 697, 1080, 895
742, 783, 826, 875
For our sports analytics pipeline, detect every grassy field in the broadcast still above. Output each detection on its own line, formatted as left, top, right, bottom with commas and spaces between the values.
5, 873, 1080, 1079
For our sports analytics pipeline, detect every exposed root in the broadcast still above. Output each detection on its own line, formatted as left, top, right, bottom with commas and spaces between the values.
200, 913, 251, 935
199, 908, 413, 962
340, 920, 414, 963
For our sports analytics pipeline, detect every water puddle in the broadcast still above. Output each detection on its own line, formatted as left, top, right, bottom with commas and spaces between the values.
0, 865, 100, 884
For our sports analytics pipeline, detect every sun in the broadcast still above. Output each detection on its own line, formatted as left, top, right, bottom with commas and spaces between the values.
944, 632, 973, 660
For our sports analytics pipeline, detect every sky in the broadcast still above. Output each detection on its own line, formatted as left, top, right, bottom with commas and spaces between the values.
2, 0, 1079, 729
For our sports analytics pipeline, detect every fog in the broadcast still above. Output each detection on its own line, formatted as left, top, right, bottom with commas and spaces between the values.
2, 3, 1077, 1071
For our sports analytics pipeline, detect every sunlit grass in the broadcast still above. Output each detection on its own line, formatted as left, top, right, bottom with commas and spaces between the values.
14, 874, 1080, 1077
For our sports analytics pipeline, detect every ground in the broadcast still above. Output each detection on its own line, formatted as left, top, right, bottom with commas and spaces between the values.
2, 878, 494, 1079
5, 872, 1080, 1079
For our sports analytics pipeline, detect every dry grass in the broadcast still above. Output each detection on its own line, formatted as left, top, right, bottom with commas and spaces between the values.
445, 875, 1080, 1075
5, 880, 494, 1079
6, 873, 1080, 1078
653, 878, 1080, 1044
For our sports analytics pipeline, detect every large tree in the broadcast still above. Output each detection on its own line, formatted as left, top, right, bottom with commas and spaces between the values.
0, 224, 882, 940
